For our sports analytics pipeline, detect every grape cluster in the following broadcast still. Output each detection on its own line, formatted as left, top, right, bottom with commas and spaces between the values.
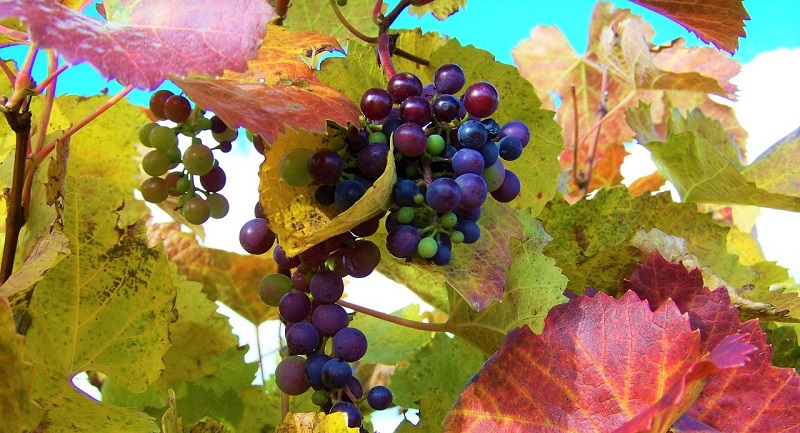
256, 229, 393, 429
139, 90, 236, 225
277, 64, 530, 265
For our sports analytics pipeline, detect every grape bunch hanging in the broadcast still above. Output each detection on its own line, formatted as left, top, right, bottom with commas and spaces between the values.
279, 63, 530, 266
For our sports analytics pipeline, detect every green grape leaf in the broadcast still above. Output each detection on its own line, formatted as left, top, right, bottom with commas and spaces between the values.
393, 29, 448, 75
741, 126, 800, 197
408, 0, 465, 20
274, 412, 358, 433
318, 41, 387, 105
26, 176, 176, 392
446, 209, 568, 353
149, 222, 279, 325
188, 418, 234, 433
391, 334, 487, 409
283, 0, 384, 44
0, 296, 42, 432
258, 129, 395, 256
767, 324, 800, 372
395, 390, 452, 433
161, 389, 184, 433
350, 304, 433, 365
0, 230, 69, 315
628, 105, 800, 211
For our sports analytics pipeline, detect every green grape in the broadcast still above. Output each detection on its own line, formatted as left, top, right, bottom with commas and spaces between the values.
245, 130, 254, 141
176, 177, 192, 194
330, 136, 346, 151
369, 131, 387, 144
148, 125, 177, 151
397, 206, 415, 224
165, 172, 185, 196
165, 145, 181, 163
139, 122, 158, 147
426, 134, 445, 155
257, 273, 293, 306
413, 193, 424, 205
181, 196, 211, 225
311, 390, 329, 406
279, 148, 314, 187
483, 161, 506, 192
450, 230, 464, 244
142, 150, 171, 176
207, 193, 229, 219
336, 0, 347, 6
440, 211, 457, 228
195, 117, 212, 130
417, 236, 438, 258
140, 177, 169, 203
183, 144, 215, 175
212, 127, 238, 143
178, 192, 193, 207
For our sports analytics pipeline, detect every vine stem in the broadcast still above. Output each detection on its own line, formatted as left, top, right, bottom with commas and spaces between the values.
569, 85, 579, 187
34, 62, 68, 95
33, 51, 58, 155
329, 0, 377, 43
255, 325, 268, 387
337, 299, 453, 333
35, 84, 134, 164
377, 32, 396, 78
381, 0, 411, 29
0, 107, 32, 284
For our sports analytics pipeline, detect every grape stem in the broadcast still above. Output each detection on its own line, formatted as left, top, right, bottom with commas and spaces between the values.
337, 299, 454, 333
32, 51, 59, 155
34, 62, 68, 95
569, 85, 580, 188
275, 0, 289, 24
329, 0, 378, 43
0, 104, 32, 285
377, 32, 397, 78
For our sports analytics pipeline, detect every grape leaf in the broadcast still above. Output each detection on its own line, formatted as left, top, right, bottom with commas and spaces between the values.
391, 334, 487, 410
350, 304, 433, 365
623, 252, 800, 431
443, 291, 754, 432
189, 418, 234, 433
161, 389, 184, 433
258, 129, 395, 256
767, 324, 800, 372
173, 25, 360, 143
630, 0, 748, 53
628, 171, 666, 196
0, 0, 272, 89
446, 209, 568, 353
512, 2, 733, 200
392, 29, 448, 76
628, 105, 800, 211
741, 126, 800, 197
283, 0, 384, 44
318, 41, 388, 105
408, 0, 465, 20
274, 412, 357, 433
0, 296, 42, 432
148, 222, 279, 324
395, 390, 453, 433
0, 230, 69, 314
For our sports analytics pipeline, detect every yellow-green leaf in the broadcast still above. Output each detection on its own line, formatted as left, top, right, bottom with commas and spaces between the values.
741, 126, 800, 197
188, 418, 233, 433
395, 390, 453, 433
284, 0, 384, 44
408, 0, 465, 20
351, 304, 433, 365
161, 389, 184, 433
274, 412, 358, 433
0, 296, 42, 432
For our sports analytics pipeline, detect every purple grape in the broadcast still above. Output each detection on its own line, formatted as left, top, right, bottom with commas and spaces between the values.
210, 115, 227, 133
381, 114, 404, 137
498, 135, 523, 161
315, 184, 336, 206
384, 211, 401, 232
279, 290, 312, 322
239, 218, 275, 255
481, 118, 501, 139
456, 220, 481, 244
387, 72, 422, 103
457, 119, 488, 149
431, 243, 451, 266
199, 166, 226, 192
367, 385, 394, 410
393, 122, 427, 158
360, 88, 393, 121
425, 178, 462, 213
335, 180, 367, 211
343, 377, 364, 402
308, 148, 344, 184
394, 178, 421, 206
490, 169, 521, 202
343, 240, 381, 278
432, 94, 461, 123
299, 242, 329, 267
386, 225, 420, 258
479, 141, 499, 167
312, 303, 350, 336
463, 81, 499, 118
344, 126, 368, 152
321, 358, 353, 389
455, 207, 481, 222
499, 120, 531, 148
350, 213, 382, 237
452, 148, 485, 176
275, 355, 310, 395
330, 401, 362, 428
421, 83, 437, 102
455, 173, 488, 210
291, 269, 311, 292
399, 96, 433, 126
433, 63, 466, 94
310, 270, 344, 304
286, 321, 320, 355
356, 143, 389, 180
333, 327, 368, 362
305, 353, 331, 389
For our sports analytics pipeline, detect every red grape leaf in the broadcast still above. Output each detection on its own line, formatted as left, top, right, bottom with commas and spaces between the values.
0, 0, 273, 89
443, 291, 753, 432
630, 0, 749, 54
172, 26, 361, 143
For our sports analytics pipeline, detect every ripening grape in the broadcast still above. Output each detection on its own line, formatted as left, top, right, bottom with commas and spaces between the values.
463, 81, 499, 118
387, 72, 423, 103
239, 218, 276, 255
199, 166, 226, 192
212, 126, 238, 143
417, 236, 438, 258
183, 144, 215, 175
206, 193, 229, 219
142, 150, 171, 177
181, 196, 211, 225
148, 125, 177, 151
257, 273, 293, 306
149, 89, 173, 119
280, 148, 314, 187
140, 177, 169, 203
139, 123, 158, 147
163, 94, 192, 123
360, 88, 393, 121
399, 96, 433, 126
308, 148, 344, 184
275, 356, 310, 395
164, 172, 185, 197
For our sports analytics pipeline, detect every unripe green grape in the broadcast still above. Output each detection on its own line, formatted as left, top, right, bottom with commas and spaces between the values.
279, 148, 314, 187
195, 117, 212, 130
311, 390, 329, 406
257, 273, 293, 306
369, 131, 387, 144
140, 177, 169, 203
417, 236, 438, 258
207, 193, 229, 219
413, 194, 424, 205
426, 134, 445, 155
397, 206, 415, 224
142, 150, 171, 176
139, 122, 158, 147
181, 196, 211, 225
178, 192, 193, 207
440, 211, 457, 228
148, 125, 177, 151
336, 0, 347, 6
183, 144, 215, 175
165, 172, 185, 197
165, 145, 181, 163
212, 127, 238, 143
176, 177, 192, 194
450, 230, 464, 244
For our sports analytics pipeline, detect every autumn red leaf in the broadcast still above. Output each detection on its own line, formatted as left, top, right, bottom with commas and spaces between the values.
443, 291, 753, 432
624, 252, 800, 431
172, 25, 361, 143
0, 0, 273, 89
631, 0, 749, 54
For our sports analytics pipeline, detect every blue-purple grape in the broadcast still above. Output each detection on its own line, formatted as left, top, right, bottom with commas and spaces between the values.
499, 120, 531, 148
479, 141, 499, 167
286, 321, 320, 355
367, 386, 394, 410
239, 218, 275, 255
330, 401, 362, 428
455, 173, 488, 210
394, 178, 420, 206
343, 240, 381, 278
308, 148, 344, 184
456, 220, 481, 244
457, 119, 488, 149
305, 352, 331, 389
433, 63, 466, 95
321, 358, 353, 389
498, 135, 523, 161
312, 303, 350, 336
452, 148, 485, 176
335, 180, 367, 211
279, 290, 311, 323
333, 327, 368, 362
491, 169, 521, 202
356, 143, 389, 180
425, 178, 462, 213
310, 270, 344, 304
432, 94, 461, 123
386, 225, 421, 258
275, 355, 310, 395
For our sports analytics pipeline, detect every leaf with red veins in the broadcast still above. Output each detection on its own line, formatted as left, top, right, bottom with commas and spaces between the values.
172, 26, 361, 143
0, 0, 273, 89
630, 0, 749, 54
443, 291, 750, 432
